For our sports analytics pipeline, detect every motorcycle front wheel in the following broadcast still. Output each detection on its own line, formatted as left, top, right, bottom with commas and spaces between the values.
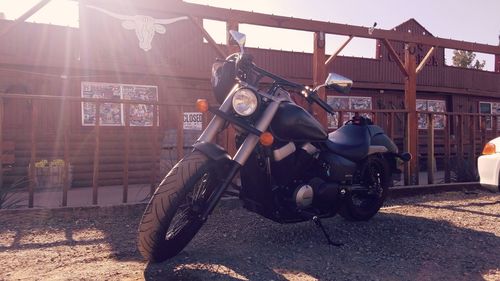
340, 155, 391, 221
137, 151, 218, 262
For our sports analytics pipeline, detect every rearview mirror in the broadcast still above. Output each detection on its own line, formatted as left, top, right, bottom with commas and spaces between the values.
324, 73, 353, 94
229, 30, 246, 53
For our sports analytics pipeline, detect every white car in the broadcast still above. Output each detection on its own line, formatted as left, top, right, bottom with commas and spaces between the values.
478, 136, 500, 192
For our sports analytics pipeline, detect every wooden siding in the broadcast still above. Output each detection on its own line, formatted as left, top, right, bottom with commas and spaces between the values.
0, 18, 498, 189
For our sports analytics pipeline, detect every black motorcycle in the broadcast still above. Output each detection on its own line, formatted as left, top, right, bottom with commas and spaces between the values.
137, 30, 411, 262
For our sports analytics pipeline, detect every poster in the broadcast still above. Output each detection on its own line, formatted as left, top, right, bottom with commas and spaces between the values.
122, 85, 158, 126
326, 96, 372, 129
417, 99, 446, 129
82, 83, 122, 126
81, 82, 158, 126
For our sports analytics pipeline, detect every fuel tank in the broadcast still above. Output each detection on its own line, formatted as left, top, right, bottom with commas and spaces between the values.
270, 102, 327, 142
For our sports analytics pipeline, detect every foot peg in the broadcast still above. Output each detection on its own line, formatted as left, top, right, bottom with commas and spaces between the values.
312, 216, 343, 247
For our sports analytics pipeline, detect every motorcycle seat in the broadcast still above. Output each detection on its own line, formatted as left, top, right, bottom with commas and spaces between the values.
326, 125, 370, 162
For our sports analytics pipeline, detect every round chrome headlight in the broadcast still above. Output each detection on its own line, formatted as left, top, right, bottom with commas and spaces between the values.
232, 88, 258, 116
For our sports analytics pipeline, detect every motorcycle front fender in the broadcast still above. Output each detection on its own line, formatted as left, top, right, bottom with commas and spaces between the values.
193, 141, 231, 162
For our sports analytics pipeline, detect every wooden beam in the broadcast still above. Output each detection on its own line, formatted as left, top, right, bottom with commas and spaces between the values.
416, 46, 436, 74
325, 35, 353, 68
189, 16, 228, 59
84, 0, 500, 54
0, 0, 52, 39
382, 39, 408, 76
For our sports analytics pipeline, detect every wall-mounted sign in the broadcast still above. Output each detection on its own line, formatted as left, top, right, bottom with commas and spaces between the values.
86, 5, 187, 52
183, 112, 203, 130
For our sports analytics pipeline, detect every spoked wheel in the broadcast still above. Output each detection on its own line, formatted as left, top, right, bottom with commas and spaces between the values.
165, 173, 212, 240
138, 151, 219, 262
340, 155, 392, 221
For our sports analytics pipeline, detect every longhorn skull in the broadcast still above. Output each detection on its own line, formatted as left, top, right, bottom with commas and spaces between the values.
87, 5, 187, 51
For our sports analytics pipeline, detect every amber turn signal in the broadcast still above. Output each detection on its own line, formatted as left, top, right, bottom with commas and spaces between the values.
259, 132, 274, 146
482, 142, 496, 155
196, 99, 209, 112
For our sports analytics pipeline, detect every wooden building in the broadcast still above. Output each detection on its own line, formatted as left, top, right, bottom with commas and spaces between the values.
0, 2, 499, 190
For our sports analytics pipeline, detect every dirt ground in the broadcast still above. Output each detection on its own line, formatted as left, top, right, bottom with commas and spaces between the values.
0, 190, 499, 281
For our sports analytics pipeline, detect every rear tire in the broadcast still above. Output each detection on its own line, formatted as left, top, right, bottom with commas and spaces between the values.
137, 151, 218, 262
340, 155, 391, 221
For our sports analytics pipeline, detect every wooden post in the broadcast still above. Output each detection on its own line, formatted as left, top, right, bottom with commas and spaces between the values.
312, 31, 327, 127
458, 114, 464, 159
404, 43, 418, 185
491, 115, 500, 136
481, 115, 487, 147
92, 102, 101, 205
123, 103, 130, 203
0, 98, 3, 189
150, 103, 159, 195
177, 106, 184, 160
444, 114, 451, 183
426, 113, 434, 184
337, 110, 343, 129
62, 101, 70, 207
403, 113, 410, 185
29, 100, 38, 208
470, 115, 476, 169
388, 112, 394, 139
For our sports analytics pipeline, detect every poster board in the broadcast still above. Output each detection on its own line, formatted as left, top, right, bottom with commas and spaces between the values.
81, 82, 158, 126
326, 96, 372, 129
417, 99, 446, 129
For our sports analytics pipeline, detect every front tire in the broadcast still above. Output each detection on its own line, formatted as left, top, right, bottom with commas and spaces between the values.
137, 151, 218, 262
340, 155, 391, 221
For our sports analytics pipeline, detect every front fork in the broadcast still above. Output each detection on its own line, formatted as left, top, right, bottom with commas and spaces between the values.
197, 93, 281, 219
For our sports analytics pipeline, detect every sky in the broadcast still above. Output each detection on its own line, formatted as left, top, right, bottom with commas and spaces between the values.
0, 0, 499, 70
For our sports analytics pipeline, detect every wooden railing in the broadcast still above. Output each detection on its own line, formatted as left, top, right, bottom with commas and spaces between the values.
0, 93, 497, 208
0, 93, 210, 208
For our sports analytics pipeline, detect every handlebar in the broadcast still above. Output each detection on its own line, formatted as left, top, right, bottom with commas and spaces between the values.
235, 54, 336, 115
306, 91, 335, 115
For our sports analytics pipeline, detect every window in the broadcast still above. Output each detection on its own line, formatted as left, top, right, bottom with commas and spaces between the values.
416, 99, 446, 129
81, 82, 158, 126
479, 101, 500, 130
326, 96, 372, 129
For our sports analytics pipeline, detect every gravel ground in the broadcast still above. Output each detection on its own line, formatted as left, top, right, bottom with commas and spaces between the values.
0, 190, 499, 281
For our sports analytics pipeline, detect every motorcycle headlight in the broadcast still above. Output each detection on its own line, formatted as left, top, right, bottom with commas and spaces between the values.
232, 88, 258, 116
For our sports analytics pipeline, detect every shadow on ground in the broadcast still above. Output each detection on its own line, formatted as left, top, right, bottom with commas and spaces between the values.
142, 195, 499, 281
0, 192, 498, 280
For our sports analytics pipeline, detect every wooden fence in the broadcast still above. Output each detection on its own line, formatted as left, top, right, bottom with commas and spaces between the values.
0, 93, 497, 208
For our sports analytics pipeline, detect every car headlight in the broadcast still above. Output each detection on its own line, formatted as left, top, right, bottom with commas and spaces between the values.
232, 88, 258, 116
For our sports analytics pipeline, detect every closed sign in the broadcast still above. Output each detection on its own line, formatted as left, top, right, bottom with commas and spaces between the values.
183, 112, 203, 130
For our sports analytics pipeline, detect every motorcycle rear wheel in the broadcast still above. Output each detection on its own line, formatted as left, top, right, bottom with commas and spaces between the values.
137, 151, 218, 262
340, 155, 391, 221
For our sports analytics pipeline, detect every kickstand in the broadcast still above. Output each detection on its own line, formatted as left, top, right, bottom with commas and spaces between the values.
312, 216, 343, 247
